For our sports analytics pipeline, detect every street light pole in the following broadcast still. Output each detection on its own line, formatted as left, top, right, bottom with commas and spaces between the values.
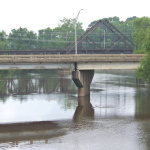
75, 9, 83, 54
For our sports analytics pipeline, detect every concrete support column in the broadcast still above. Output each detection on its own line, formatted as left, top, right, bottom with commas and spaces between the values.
72, 70, 94, 96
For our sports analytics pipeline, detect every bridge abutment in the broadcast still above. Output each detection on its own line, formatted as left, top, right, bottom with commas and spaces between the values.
72, 70, 94, 96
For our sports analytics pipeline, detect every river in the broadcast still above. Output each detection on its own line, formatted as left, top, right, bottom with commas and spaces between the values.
0, 69, 150, 150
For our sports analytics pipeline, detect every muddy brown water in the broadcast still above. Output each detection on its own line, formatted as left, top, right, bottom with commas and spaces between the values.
0, 69, 149, 150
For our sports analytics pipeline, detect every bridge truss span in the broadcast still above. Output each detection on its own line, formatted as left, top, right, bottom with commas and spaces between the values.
65, 19, 135, 54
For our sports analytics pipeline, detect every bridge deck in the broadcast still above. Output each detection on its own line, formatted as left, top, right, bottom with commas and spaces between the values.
0, 54, 145, 63
0, 54, 145, 70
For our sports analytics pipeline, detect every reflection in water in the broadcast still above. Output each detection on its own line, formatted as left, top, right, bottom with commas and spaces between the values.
0, 96, 94, 145
60, 77, 69, 93
73, 95, 94, 122
0, 121, 64, 145
58, 69, 71, 93
135, 88, 150, 119
3, 78, 69, 95
0, 70, 75, 102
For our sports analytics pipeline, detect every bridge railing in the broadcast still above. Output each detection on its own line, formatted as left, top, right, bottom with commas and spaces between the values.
0, 54, 145, 63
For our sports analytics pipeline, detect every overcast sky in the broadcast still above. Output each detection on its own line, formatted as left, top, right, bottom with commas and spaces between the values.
0, 0, 150, 33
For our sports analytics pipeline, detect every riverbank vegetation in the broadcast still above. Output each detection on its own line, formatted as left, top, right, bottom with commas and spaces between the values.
133, 17, 150, 83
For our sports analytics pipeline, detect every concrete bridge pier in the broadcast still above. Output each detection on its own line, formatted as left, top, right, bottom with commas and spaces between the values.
72, 70, 94, 96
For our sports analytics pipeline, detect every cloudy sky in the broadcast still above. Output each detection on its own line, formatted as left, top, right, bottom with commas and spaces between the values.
0, 0, 150, 33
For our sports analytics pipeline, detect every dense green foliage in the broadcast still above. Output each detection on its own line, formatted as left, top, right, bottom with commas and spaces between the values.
8, 28, 37, 50
135, 53, 150, 83
0, 16, 137, 50
133, 17, 150, 54
0, 31, 8, 49
134, 17, 150, 82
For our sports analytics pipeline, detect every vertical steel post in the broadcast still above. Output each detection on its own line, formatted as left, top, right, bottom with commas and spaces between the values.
75, 9, 83, 54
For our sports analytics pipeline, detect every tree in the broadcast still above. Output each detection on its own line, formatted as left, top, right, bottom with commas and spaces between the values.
133, 17, 150, 53
52, 17, 84, 49
135, 17, 150, 82
135, 53, 150, 83
0, 31, 8, 50
37, 18, 84, 50
37, 27, 53, 49
8, 28, 37, 50
124, 16, 137, 42
143, 27, 150, 52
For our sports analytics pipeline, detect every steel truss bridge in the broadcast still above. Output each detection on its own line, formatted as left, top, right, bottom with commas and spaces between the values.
0, 19, 135, 55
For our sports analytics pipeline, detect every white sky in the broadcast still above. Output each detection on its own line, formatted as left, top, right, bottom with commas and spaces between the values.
0, 0, 150, 33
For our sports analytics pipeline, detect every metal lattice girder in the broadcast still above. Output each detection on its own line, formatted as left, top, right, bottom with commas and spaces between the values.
65, 20, 106, 53
65, 19, 135, 54
103, 20, 135, 52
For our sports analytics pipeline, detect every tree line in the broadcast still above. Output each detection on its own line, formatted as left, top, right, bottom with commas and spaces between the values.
0, 16, 138, 51
0, 18, 84, 50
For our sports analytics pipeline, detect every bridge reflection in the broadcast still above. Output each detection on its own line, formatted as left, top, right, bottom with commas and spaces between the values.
0, 95, 94, 146
0, 121, 65, 144
0, 70, 72, 96
73, 95, 94, 122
